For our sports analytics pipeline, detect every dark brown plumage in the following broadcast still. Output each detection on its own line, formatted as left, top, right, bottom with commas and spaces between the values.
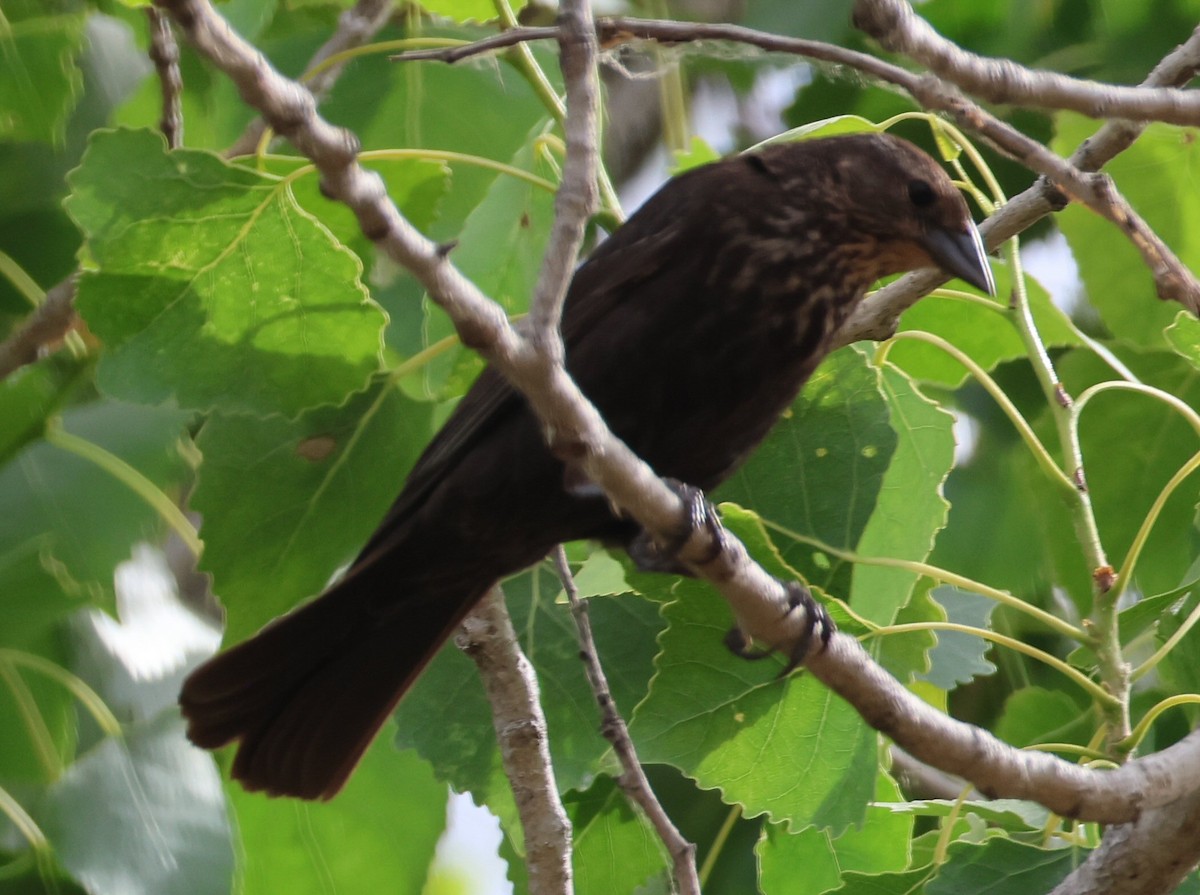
180, 133, 994, 799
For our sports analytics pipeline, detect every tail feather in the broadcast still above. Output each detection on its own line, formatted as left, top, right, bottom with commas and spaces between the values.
180, 573, 485, 800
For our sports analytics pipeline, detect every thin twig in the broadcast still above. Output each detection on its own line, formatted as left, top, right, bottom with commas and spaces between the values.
552, 548, 700, 895
0, 276, 78, 380
458, 589, 573, 894
854, 0, 1200, 127
146, 7, 184, 148
226, 0, 395, 158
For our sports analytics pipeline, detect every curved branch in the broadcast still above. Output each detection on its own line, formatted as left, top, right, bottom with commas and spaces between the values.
853, 0, 1200, 127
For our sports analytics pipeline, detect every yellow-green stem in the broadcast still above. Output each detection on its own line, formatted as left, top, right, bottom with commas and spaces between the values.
43, 423, 202, 559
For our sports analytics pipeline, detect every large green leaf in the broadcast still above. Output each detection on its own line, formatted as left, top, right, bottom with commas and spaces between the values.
566, 776, 669, 895
717, 348, 896, 600
890, 262, 1082, 388
230, 733, 445, 895
629, 570, 874, 833
849, 360, 956, 625
193, 376, 434, 643
67, 128, 386, 416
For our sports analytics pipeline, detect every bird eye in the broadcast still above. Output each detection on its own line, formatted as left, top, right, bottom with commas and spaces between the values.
907, 179, 936, 207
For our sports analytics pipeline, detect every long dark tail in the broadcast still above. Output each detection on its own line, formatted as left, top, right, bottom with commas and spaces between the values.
179, 567, 487, 800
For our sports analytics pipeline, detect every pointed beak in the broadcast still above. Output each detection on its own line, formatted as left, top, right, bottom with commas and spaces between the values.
922, 223, 995, 295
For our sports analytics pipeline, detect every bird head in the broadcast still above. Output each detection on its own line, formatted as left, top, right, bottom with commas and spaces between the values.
752, 133, 996, 296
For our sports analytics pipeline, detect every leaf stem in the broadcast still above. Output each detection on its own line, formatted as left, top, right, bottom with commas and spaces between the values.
0, 649, 122, 737
881, 330, 1076, 495
43, 422, 202, 559
0, 249, 43, 308
759, 519, 1086, 641
698, 803, 740, 887
1123, 694, 1200, 750
867, 622, 1114, 705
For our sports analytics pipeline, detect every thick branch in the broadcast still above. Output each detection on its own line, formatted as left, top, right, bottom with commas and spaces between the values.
146, 7, 184, 148
854, 0, 1200, 126
458, 589, 572, 894
226, 0, 395, 158
1049, 787, 1200, 895
809, 634, 1200, 823
0, 276, 78, 380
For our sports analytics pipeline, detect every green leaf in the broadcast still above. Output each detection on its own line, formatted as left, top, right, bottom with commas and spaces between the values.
883, 798, 1049, 831
920, 588, 998, 691
925, 838, 1075, 895
890, 263, 1082, 388
994, 687, 1090, 749
566, 776, 669, 895
0, 2, 85, 144
671, 136, 721, 174
36, 716, 234, 895
717, 348, 896, 600
264, 154, 451, 263
418, 0, 501, 22
1053, 115, 1200, 348
193, 376, 435, 643
630, 575, 875, 833
1166, 309, 1200, 371
850, 360, 956, 625
231, 732, 446, 895
0, 355, 84, 467
758, 771, 911, 895
0, 400, 192, 608
67, 128, 386, 416
420, 129, 558, 397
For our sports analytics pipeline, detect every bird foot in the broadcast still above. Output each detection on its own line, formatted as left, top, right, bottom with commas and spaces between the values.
627, 479, 726, 575
725, 582, 835, 674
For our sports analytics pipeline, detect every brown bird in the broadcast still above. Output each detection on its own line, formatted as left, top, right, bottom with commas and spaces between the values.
180, 133, 994, 799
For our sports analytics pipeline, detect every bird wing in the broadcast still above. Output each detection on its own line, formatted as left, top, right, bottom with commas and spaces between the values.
352, 213, 689, 563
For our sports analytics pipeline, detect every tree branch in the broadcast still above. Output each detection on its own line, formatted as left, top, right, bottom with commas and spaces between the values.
526, 0, 599, 343
457, 589, 572, 894
1050, 785, 1200, 895
553, 549, 699, 894
226, 0, 396, 159
808, 633, 1200, 823
146, 7, 184, 149
0, 276, 78, 381
853, 0, 1200, 126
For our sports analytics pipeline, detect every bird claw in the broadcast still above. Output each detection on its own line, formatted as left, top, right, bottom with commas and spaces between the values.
722, 581, 835, 674
627, 479, 726, 575
779, 582, 834, 675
